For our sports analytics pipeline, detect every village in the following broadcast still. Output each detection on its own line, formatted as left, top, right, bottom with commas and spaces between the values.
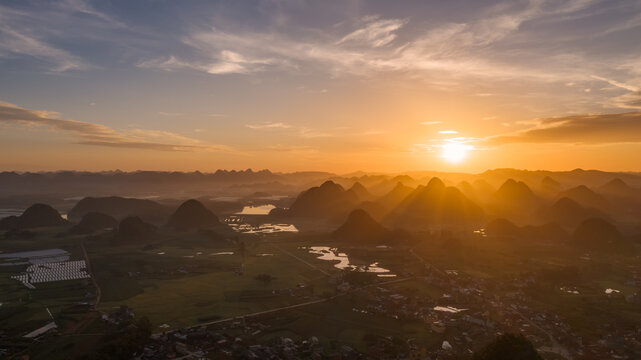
125, 252, 641, 360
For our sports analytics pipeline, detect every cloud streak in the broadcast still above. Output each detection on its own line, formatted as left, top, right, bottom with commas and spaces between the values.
0, 102, 230, 152
337, 16, 407, 48
245, 122, 292, 129
488, 111, 641, 145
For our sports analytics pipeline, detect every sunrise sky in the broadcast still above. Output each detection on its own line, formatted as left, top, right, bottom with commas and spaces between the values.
1, 0, 641, 173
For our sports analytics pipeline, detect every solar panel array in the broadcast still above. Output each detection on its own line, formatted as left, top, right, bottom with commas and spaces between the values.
12, 260, 90, 289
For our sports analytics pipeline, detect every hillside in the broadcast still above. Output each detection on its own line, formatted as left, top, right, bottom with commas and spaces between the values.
387, 177, 484, 227
286, 181, 359, 219
166, 199, 222, 230
68, 196, 171, 224
70, 212, 118, 234
331, 209, 394, 245
0, 203, 67, 230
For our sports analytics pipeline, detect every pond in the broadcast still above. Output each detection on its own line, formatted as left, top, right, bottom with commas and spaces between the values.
304, 246, 393, 275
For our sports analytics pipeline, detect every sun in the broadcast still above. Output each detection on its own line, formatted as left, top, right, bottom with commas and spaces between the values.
441, 142, 470, 163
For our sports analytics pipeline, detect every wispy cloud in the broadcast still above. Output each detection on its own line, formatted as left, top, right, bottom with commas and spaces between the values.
265, 144, 317, 153
245, 122, 292, 130
591, 75, 641, 109
157, 111, 185, 117
0, 0, 129, 72
134, 0, 610, 87
488, 111, 641, 145
0, 102, 230, 152
337, 16, 407, 48
0, 22, 87, 71
421, 121, 442, 125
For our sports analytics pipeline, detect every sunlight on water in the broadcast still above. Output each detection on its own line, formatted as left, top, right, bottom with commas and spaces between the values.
235, 204, 276, 215
433, 306, 467, 313
305, 246, 393, 274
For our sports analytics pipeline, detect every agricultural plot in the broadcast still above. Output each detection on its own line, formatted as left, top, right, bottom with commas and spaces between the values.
12, 260, 90, 289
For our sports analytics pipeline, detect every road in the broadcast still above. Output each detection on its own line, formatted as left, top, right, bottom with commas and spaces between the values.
155, 276, 415, 336
80, 240, 101, 308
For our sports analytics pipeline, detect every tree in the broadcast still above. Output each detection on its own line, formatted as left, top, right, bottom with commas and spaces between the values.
473, 333, 542, 360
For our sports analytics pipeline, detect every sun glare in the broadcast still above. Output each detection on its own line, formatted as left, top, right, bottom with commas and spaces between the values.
441, 142, 470, 163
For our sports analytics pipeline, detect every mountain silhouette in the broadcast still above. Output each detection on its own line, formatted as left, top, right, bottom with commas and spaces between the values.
117, 216, 157, 241
166, 199, 221, 230
472, 179, 496, 202
70, 212, 118, 234
485, 218, 569, 243
376, 182, 414, 210
520, 222, 569, 243
540, 176, 563, 195
456, 181, 479, 202
346, 181, 372, 201
487, 179, 541, 222
387, 177, 484, 227
571, 218, 630, 252
68, 196, 171, 224
598, 178, 639, 199
286, 180, 359, 219
0, 203, 67, 230
536, 197, 609, 228
485, 218, 521, 238
332, 209, 396, 244
556, 185, 607, 209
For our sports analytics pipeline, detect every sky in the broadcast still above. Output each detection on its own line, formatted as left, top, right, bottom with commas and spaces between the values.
1, 0, 641, 174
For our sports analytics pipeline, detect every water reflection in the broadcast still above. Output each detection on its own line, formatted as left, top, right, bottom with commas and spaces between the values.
304, 246, 393, 274
433, 306, 467, 313
560, 286, 580, 294
229, 222, 298, 234
235, 204, 276, 215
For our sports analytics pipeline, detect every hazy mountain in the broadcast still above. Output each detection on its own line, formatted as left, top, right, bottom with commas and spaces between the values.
346, 182, 372, 201
377, 182, 414, 210
68, 196, 171, 224
571, 218, 630, 252
387, 177, 484, 227
457, 181, 479, 202
540, 176, 563, 195
70, 212, 118, 234
286, 181, 359, 219
485, 218, 521, 238
332, 209, 395, 245
520, 222, 569, 243
597, 178, 641, 203
485, 218, 568, 243
479, 168, 641, 189
489, 179, 540, 221
0, 203, 67, 230
117, 216, 157, 241
556, 185, 607, 209
535, 197, 609, 228
166, 199, 221, 230
472, 179, 496, 202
